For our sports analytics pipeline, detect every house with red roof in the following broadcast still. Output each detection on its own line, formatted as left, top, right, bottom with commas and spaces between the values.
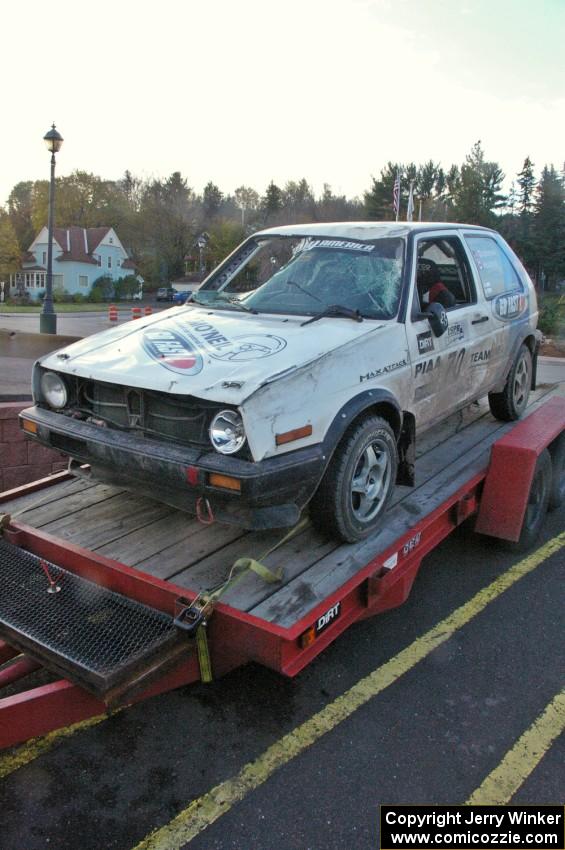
10, 226, 142, 300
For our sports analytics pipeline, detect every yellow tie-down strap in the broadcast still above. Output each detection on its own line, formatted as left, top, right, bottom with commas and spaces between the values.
190, 516, 310, 682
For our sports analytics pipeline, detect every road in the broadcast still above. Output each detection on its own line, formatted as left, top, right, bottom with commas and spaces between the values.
0, 510, 563, 850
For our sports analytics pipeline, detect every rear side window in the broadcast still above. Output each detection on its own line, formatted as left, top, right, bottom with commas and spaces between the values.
464, 235, 523, 299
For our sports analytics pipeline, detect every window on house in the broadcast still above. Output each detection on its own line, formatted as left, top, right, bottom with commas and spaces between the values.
109, 237, 114, 244
42, 252, 46, 265
79, 275, 88, 288
108, 256, 112, 269
53, 275, 64, 290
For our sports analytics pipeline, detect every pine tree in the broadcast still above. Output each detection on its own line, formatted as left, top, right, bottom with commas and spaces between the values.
532, 165, 565, 287
262, 181, 283, 220
202, 182, 223, 220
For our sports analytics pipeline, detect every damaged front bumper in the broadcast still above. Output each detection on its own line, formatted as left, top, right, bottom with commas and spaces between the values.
19, 406, 325, 530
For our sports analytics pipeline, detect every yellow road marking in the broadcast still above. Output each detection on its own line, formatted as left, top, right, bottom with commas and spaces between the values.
467, 688, 565, 805
132, 531, 565, 850
0, 713, 109, 780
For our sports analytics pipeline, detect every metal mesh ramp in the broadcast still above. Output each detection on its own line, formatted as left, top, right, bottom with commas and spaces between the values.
0, 538, 187, 701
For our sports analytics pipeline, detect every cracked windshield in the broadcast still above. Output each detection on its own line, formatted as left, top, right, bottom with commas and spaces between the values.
193, 235, 404, 319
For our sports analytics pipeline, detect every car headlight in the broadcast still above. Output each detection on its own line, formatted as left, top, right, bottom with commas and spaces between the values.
209, 409, 246, 455
40, 371, 68, 410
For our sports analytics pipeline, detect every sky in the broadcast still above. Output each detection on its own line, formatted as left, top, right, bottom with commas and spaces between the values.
2, 0, 564, 207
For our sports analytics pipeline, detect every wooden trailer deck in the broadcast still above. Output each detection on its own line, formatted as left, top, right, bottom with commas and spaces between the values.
3, 382, 564, 631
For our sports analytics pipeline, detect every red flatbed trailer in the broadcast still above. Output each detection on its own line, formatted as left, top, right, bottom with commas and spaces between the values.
0, 388, 563, 750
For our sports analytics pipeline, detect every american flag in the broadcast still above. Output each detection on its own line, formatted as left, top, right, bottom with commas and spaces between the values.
393, 172, 400, 220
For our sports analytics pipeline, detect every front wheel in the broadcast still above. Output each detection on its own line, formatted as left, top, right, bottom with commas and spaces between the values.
310, 415, 398, 543
488, 344, 532, 421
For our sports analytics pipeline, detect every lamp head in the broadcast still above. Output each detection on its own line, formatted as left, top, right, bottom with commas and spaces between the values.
43, 123, 63, 154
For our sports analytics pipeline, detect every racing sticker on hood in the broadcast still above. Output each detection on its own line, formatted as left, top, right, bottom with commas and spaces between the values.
174, 318, 287, 361
142, 327, 204, 375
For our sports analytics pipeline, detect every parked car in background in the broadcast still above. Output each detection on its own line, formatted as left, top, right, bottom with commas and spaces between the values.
173, 290, 191, 305
22, 222, 540, 543
156, 287, 177, 302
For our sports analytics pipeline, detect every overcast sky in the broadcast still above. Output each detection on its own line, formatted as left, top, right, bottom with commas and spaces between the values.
2, 0, 564, 206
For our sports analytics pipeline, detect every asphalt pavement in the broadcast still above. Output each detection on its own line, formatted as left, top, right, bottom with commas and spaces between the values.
0, 511, 563, 850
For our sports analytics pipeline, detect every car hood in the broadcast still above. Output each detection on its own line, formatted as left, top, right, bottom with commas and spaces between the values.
38, 305, 385, 404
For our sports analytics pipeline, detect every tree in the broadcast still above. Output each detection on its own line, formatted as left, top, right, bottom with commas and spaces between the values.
139, 172, 198, 282
206, 219, 245, 268
364, 162, 403, 220
234, 186, 260, 227
202, 182, 223, 220
532, 165, 565, 287
262, 181, 283, 221
517, 157, 536, 217
282, 178, 315, 222
452, 141, 505, 226
7, 182, 35, 251
0, 209, 20, 277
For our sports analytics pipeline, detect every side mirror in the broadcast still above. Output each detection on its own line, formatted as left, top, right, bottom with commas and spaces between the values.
423, 302, 448, 337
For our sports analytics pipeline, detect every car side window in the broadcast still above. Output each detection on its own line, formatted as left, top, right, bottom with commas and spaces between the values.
413, 236, 476, 316
464, 235, 523, 299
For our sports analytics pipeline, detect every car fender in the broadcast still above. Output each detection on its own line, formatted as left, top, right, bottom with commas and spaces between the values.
320, 388, 402, 461
490, 327, 540, 393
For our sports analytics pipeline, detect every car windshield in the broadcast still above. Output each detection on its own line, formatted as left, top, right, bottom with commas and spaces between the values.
194, 235, 405, 320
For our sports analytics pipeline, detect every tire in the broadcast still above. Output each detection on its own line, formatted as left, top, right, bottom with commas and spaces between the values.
505, 449, 552, 552
488, 344, 532, 421
548, 432, 565, 511
310, 415, 398, 543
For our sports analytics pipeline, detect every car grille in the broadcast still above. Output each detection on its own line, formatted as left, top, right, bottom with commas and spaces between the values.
50, 374, 223, 450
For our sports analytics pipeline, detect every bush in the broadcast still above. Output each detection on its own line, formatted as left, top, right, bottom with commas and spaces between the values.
538, 302, 561, 336
6, 293, 31, 306
53, 288, 73, 303
72, 292, 87, 303
91, 275, 114, 302
120, 274, 142, 300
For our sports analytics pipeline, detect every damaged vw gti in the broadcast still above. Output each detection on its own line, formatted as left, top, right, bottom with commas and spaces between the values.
22, 223, 540, 542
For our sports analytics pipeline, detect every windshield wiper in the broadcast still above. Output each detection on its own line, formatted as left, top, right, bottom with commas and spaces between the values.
301, 305, 364, 327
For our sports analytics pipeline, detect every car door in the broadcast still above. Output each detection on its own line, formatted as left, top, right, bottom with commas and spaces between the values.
461, 232, 528, 389
404, 231, 495, 428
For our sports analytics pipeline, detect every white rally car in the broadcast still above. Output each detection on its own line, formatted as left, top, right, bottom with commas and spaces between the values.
22, 223, 540, 542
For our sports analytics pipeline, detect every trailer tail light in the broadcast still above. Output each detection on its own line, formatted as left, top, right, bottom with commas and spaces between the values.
208, 473, 241, 492
21, 419, 38, 435
276, 425, 312, 446
299, 626, 316, 649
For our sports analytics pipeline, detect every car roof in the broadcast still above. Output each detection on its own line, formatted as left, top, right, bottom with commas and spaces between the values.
253, 221, 496, 240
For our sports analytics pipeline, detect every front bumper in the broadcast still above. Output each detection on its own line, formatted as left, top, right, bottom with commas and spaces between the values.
20, 406, 326, 529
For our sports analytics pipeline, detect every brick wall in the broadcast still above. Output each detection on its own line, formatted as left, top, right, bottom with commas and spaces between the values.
0, 402, 67, 493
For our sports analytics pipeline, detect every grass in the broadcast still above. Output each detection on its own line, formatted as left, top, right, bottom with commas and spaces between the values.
0, 302, 143, 313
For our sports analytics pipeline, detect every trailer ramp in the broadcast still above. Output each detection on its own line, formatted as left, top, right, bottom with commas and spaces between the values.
0, 538, 188, 703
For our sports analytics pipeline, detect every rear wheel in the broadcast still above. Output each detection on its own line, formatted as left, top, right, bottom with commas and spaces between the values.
488, 344, 532, 421
310, 415, 397, 543
548, 432, 565, 511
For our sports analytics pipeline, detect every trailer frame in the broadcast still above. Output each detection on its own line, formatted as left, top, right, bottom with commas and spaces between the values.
0, 395, 563, 751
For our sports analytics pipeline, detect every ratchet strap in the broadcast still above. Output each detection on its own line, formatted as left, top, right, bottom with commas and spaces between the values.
174, 516, 310, 682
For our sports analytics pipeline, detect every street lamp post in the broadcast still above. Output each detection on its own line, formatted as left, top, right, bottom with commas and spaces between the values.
40, 123, 63, 334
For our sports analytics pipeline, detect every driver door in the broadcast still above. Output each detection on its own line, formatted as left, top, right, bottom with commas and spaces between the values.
405, 232, 493, 428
